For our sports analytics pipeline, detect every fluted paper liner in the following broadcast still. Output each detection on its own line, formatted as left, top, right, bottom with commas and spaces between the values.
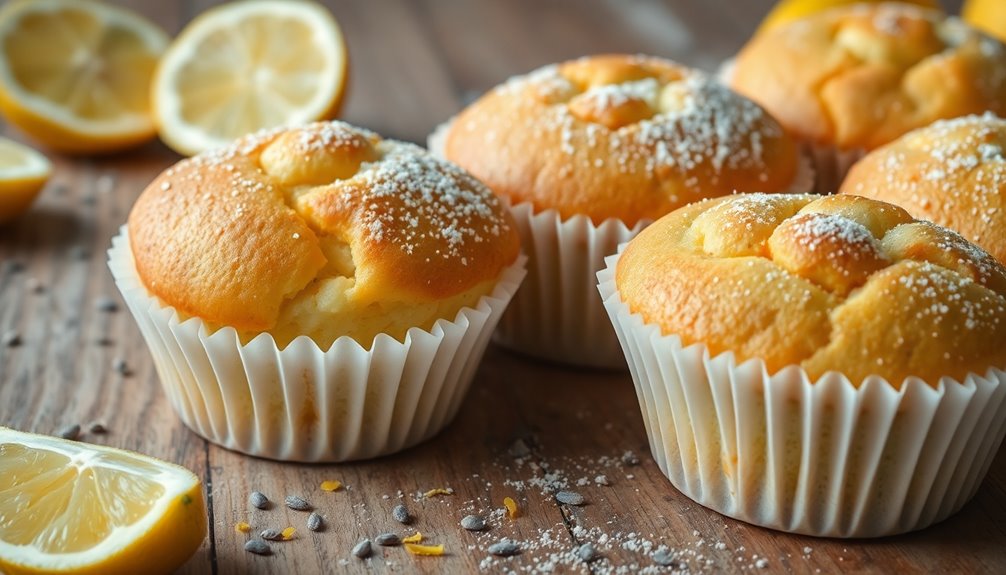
108, 228, 526, 462
598, 250, 1006, 537
429, 120, 814, 369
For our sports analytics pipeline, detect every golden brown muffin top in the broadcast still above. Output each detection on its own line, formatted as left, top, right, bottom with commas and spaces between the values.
443, 54, 802, 226
731, 3, 1006, 151
128, 121, 520, 333
616, 193, 1006, 386
842, 113, 1006, 263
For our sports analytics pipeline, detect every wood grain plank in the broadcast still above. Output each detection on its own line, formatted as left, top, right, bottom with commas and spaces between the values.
0, 2, 1002, 575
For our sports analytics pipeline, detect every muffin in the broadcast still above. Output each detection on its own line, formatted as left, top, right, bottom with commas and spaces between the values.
841, 113, 1006, 263
431, 54, 810, 368
599, 193, 1006, 537
729, 3, 1006, 192
110, 121, 525, 461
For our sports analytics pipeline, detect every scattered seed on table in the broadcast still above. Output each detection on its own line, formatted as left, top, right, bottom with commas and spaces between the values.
249, 491, 270, 510
94, 296, 119, 313
260, 529, 284, 541
307, 512, 324, 532
460, 515, 486, 531
352, 539, 372, 558
375, 533, 401, 546
244, 539, 271, 555
577, 543, 598, 562
653, 547, 678, 567
2, 331, 21, 348
285, 495, 311, 511
57, 424, 80, 441
88, 422, 107, 434
555, 491, 585, 506
594, 475, 609, 486
392, 504, 411, 524
112, 358, 130, 376
488, 539, 521, 557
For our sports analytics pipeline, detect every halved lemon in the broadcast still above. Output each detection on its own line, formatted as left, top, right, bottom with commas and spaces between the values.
0, 0, 169, 154
153, 0, 349, 156
0, 137, 51, 224
757, 0, 942, 34
0, 427, 206, 575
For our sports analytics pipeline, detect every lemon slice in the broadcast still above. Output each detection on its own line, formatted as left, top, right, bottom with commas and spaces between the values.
0, 0, 169, 154
0, 137, 51, 224
757, 0, 941, 34
963, 0, 1006, 42
0, 427, 206, 575
153, 0, 349, 156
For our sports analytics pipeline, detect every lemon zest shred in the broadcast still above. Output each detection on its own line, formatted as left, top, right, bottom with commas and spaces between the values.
423, 487, 454, 498
404, 543, 445, 556
281, 527, 296, 540
402, 532, 423, 543
235, 521, 251, 533
504, 496, 519, 518
320, 480, 343, 492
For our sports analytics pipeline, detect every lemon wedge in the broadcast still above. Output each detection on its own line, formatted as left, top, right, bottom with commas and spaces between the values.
0, 0, 168, 154
757, 0, 941, 34
963, 0, 1006, 42
0, 427, 206, 575
0, 137, 51, 224
153, 0, 349, 156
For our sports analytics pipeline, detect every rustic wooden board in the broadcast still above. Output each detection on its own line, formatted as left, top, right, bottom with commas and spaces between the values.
1, 1, 996, 574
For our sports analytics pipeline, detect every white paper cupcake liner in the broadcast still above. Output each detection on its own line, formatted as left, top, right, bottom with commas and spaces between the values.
598, 250, 1006, 538
108, 228, 526, 462
430, 120, 814, 369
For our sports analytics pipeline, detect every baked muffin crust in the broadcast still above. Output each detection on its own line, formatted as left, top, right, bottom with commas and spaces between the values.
616, 193, 1006, 385
731, 4, 1006, 151
444, 54, 802, 225
841, 113, 1006, 263
129, 121, 520, 347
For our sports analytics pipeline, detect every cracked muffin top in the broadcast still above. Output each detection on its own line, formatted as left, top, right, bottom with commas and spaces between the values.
615, 193, 1006, 386
841, 113, 1006, 263
730, 3, 1006, 151
128, 121, 520, 348
441, 54, 803, 226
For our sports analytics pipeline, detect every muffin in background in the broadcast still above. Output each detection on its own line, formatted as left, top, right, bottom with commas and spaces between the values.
600, 192, 1006, 537
432, 54, 810, 368
841, 113, 1006, 263
729, 3, 1006, 192
112, 121, 525, 462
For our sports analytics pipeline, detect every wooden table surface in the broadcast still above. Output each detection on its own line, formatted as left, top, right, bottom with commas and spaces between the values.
2, 0, 999, 574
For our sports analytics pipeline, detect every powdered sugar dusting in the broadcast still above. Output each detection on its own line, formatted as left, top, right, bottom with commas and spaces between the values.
847, 113, 1006, 241
786, 213, 880, 257
355, 142, 509, 258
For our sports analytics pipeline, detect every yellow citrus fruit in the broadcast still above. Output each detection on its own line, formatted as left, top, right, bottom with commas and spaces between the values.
0, 0, 169, 154
757, 0, 942, 34
963, 0, 1006, 42
0, 427, 206, 575
153, 0, 349, 156
0, 137, 51, 224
